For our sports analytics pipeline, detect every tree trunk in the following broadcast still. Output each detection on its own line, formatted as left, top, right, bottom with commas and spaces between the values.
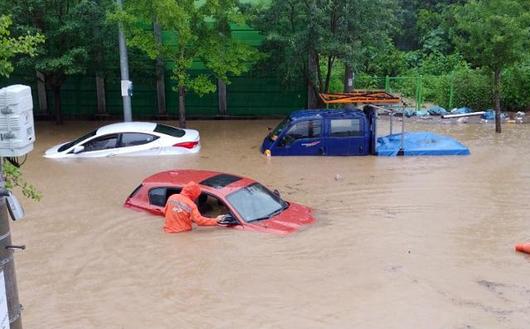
95, 73, 106, 116
307, 81, 318, 109
178, 86, 186, 128
324, 56, 333, 93
153, 22, 167, 116
94, 5, 107, 118
315, 53, 323, 92
155, 61, 166, 116
307, 52, 318, 109
36, 71, 48, 115
217, 79, 227, 116
494, 69, 502, 133
343, 65, 353, 93
53, 86, 63, 125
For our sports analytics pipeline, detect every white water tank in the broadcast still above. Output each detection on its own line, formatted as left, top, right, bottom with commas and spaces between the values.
0, 85, 35, 156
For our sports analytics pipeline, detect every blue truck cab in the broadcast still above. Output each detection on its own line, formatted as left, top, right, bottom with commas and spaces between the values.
261, 108, 377, 156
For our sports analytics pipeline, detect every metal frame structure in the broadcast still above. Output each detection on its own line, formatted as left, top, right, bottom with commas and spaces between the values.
318, 90, 401, 105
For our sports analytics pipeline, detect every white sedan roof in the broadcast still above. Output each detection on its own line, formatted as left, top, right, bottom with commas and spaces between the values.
96, 122, 157, 135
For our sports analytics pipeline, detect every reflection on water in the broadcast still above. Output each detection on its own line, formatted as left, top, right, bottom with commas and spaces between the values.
12, 118, 530, 329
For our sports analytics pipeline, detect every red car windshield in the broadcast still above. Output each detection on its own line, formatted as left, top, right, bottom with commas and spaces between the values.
226, 183, 287, 222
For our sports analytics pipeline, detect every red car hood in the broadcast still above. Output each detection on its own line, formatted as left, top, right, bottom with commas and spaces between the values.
239, 202, 316, 235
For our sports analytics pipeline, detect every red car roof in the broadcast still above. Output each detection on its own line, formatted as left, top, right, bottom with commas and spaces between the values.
142, 169, 256, 197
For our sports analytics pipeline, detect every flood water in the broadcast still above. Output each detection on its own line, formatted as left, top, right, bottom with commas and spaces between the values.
12, 117, 530, 329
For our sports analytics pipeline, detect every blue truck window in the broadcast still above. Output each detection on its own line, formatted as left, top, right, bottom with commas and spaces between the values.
279, 120, 322, 146
268, 118, 290, 141
278, 120, 321, 147
286, 120, 321, 140
330, 119, 362, 137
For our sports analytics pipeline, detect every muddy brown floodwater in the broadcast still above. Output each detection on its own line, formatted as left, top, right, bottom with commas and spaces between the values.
11, 118, 530, 329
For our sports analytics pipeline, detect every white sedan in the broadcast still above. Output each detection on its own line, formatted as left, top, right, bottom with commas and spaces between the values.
44, 122, 200, 158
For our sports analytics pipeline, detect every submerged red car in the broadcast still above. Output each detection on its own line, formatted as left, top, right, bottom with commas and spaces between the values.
124, 169, 316, 234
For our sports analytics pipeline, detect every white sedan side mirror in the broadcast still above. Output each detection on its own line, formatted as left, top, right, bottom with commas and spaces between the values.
72, 145, 85, 154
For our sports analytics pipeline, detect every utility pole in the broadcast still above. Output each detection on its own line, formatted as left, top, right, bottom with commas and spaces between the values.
116, 0, 132, 122
0, 84, 37, 329
0, 159, 23, 329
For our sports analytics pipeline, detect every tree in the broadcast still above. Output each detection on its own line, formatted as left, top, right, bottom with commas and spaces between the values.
254, 0, 396, 105
453, 0, 530, 133
393, 0, 465, 51
3, 0, 105, 124
113, 0, 260, 127
0, 15, 44, 77
82, 0, 120, 116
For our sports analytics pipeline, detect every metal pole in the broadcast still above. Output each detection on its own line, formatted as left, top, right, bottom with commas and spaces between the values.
448, 72, 454, 109
117, 0, 132, 122
0, 159, 23, 329
397, 102, 405, 156
415, 76, 421, 111
401, 110, 405, 147
418, 75, 423, 110
389, 112, 393, 135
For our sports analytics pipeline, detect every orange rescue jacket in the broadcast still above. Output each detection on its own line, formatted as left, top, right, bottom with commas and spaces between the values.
163, 181, 218, 233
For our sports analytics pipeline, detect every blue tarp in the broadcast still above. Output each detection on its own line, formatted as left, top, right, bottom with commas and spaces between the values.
428, 106, 448, 116
404, 108, 417, 117
450, 107, 472, 115
481, 110, 507, 120
402, 108, 431, 117
415, 110, 430, 117
376, 131, 470, 156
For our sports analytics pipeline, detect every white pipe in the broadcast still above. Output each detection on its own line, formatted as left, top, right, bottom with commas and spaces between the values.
441, 111, 485, 119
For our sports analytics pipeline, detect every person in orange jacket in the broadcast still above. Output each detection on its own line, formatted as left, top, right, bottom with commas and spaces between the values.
163, 181, 224, 233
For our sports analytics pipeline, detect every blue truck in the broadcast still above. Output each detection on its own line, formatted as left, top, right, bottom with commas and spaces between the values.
261, 107, 378, 156
261, 106, 470, 157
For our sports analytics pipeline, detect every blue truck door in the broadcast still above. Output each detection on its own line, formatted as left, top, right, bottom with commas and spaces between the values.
325, 117, 369, 155
273, 119, 323, 155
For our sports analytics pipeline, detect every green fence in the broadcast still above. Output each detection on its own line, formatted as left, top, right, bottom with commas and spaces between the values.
2, 69, 307, 119
5, 70, 507, 119
227, 74, 306, 116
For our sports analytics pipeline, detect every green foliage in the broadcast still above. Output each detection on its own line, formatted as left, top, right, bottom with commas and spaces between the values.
2, 0, 117, 123
3, 161, 41, 201
2, 0, 529, 115
254, 0, 397, 94
415, 4, 460, 55
363, 45, 407, 77
453, 0, 530, 73
450, 67, 493, 110
501, 57, 530, 110
393, 0, 464, 51
0, 15, 44, 77
4, 0, 102, 84
111, 0, 260, 96
453, 0, 529, 131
